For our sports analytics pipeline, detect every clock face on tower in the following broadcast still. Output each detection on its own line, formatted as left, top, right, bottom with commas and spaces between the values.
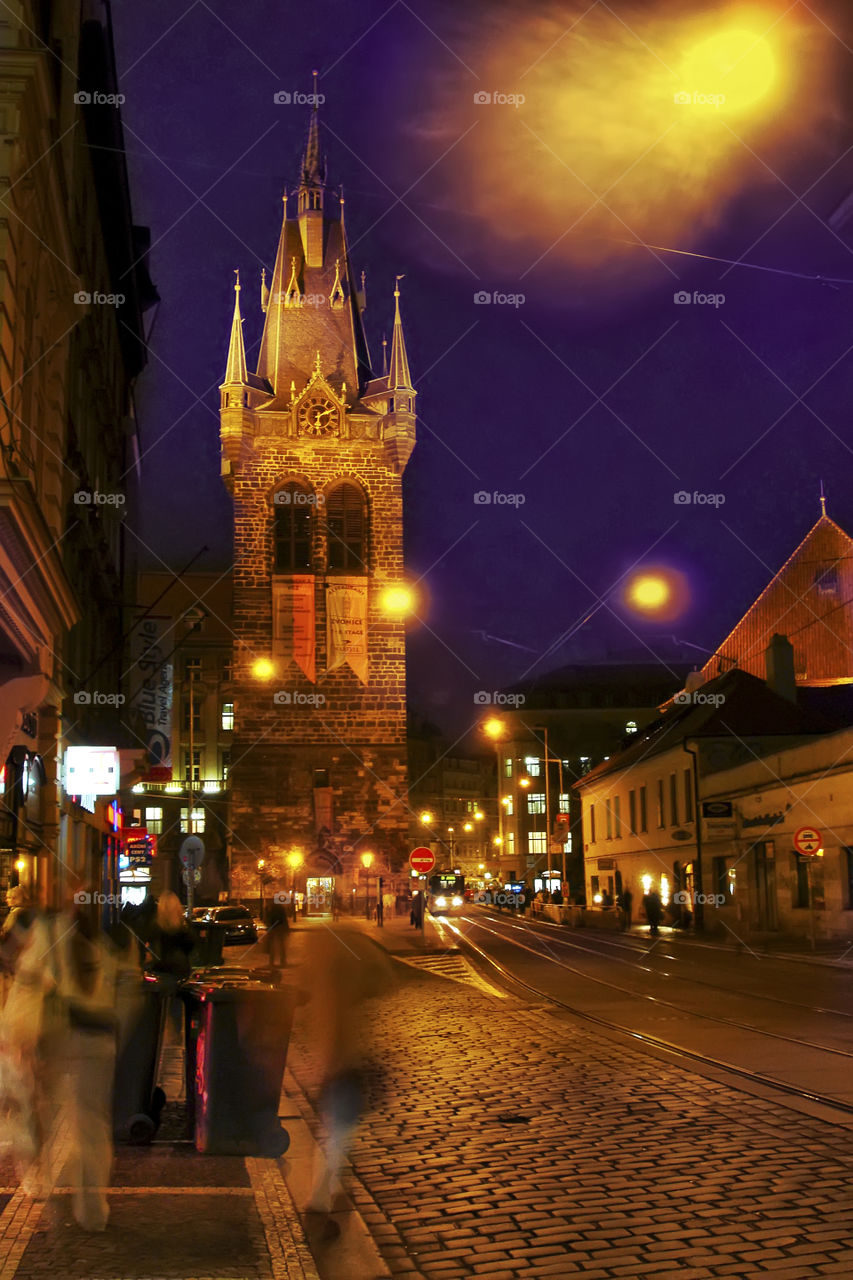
298, 395, 337, 437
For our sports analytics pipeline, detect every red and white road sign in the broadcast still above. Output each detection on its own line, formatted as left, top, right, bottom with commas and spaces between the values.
409, 847, 436, 874
793, 826, 822, 856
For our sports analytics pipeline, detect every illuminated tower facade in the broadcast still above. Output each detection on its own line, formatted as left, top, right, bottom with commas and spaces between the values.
219, 102, 416, 894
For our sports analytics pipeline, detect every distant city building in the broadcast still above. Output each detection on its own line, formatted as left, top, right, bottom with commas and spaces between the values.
0, 2, 155, 908
408, 716, 497, 878
218, 98, 415, 905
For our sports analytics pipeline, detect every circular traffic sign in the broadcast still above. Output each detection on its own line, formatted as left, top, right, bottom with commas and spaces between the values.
179, 836, 205, 868
793, 826, 822, 856
409, 847, 436, 874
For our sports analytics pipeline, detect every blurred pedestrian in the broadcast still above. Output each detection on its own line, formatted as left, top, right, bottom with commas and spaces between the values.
146, 891, 194, 1035
265, 897, 290, 968
642, 888, 663, 937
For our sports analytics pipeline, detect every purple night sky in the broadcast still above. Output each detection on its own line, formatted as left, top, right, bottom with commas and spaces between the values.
111, 0, 853, 734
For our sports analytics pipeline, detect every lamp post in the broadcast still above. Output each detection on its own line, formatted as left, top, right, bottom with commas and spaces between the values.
361, 850, 374, 920
257, 858, 266, 920
287, 849, 303, 920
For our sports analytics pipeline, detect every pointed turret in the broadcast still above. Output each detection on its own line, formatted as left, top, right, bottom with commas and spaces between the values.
224, 270, 248, 386
298, 71, 325, 267
388, 276, 414, 394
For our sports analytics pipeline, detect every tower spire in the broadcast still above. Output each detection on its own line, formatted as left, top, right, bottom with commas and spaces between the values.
224, 269, 248, 385
820, 479, 827, 518
387, 275, 413, 390
301, 70, 325, 186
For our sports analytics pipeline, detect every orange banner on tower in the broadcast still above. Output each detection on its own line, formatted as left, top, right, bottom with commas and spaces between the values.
273, 576, 316, 683
326, 577, 368, 683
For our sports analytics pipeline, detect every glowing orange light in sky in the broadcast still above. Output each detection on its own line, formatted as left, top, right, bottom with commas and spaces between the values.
624, 567, 690, 621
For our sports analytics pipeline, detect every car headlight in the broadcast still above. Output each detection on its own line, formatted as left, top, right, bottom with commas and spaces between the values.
451, 896, 463, 906
435, 896, 447, 908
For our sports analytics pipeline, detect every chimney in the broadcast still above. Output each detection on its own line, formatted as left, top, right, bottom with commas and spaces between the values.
765, 633, 796, 703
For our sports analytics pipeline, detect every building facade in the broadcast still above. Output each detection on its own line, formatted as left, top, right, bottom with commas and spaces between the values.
219, 102, 415, 899
0, 1, 154, 909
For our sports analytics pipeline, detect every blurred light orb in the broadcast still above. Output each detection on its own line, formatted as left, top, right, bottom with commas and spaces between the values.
252, 657, 275, 680
483, 716, 507, 740
679, 29, 775, 112
379, 584, 415, 616
624, 567, 689, 621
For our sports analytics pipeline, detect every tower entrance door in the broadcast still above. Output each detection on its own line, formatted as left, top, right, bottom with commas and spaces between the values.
306, 875, 334, 916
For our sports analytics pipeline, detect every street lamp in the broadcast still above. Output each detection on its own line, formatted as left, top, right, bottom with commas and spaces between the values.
287, 849, 303, 919
361, 850, 374, 919
257, 858, 266, 918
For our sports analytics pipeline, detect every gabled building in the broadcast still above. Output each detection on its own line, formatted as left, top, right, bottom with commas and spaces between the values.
219, 98, 415, 898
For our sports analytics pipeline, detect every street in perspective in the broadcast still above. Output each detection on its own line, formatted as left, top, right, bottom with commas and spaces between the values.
0, 2, 852, 1279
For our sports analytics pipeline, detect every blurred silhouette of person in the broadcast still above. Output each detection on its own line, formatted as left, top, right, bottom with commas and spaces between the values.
642, 888, 663, 936
618, 887, 633, 931
265, 898, 290, 968
147, 891, 194, 1035
301, 930, 393, 1241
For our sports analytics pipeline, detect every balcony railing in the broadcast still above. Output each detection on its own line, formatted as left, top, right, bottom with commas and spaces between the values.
131, 777, 230, 795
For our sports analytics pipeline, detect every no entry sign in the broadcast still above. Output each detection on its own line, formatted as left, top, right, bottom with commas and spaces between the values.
409, 847, 436, 874
793, 826, 822, 856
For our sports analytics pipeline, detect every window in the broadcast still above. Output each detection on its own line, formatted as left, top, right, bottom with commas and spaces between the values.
144, 807, 163, 834
182, 696, 202, 735
326, 482, 367, 572
503, 795, 513, 817
180, 806, 205, 834
558, 792, 570, 813
274, 482, 314, 572
528, 792, 546, 815
683, 768, 693, 823
528, 831, 546, 856
606, 800, 613, 840
613, 795, 622, 837
524, 756, 540, 777
185, 657, 202, 678
629, 790, 637, 835
793, 854, 810, 909
656, 780, 665, 828
712, 857, 736, 903
639, 786, 647, 833
669, 773, 678, 827
221, 701, 234, 731
221, 659, 233, 681
505, 832, 514, 857
184, 750, 201, 784
504, 757, 512, 777
589, 803, 596, 843
221, 750, 231, 782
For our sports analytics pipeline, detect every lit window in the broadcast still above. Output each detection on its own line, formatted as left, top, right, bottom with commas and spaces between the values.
501, 795, 514, 816
184, 751, 201, 784
625, 720, 638, 734
528, 792, 546, 815
524, 756, 540, 777
145, 807, 163, 834
505, 832, 514, 856
221, 701, 234, 731
503, 757, 512, 777
558, 793, 570, 813
180, 806, 205, 834
222, 750, 231, 782
528, 831, 546, 855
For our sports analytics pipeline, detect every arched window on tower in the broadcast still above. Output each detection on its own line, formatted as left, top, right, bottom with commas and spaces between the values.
273, 482, 314, 573
326, 481, 367, 573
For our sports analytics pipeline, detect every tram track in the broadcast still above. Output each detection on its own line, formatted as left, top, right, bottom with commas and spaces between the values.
439, 912, 853, 1122
474, 909, 853, 1020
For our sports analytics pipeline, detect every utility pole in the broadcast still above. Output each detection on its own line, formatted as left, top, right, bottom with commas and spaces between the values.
187, 665, 195, 915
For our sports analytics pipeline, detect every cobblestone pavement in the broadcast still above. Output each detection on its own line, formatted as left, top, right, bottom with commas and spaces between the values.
286, 921, 853, 1280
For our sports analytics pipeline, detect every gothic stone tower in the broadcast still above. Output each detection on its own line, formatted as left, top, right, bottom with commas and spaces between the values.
219, 102, 416, 894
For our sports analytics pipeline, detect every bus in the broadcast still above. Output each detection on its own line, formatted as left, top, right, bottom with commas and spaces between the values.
427, 872, 465, 915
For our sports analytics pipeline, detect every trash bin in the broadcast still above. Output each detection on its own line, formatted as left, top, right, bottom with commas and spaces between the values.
113, 973, 171, 1144
181, 976, 295, 1156
188, 920, 229, 970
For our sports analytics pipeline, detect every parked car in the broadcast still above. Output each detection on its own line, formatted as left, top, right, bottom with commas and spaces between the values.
196, 904, 258, 946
